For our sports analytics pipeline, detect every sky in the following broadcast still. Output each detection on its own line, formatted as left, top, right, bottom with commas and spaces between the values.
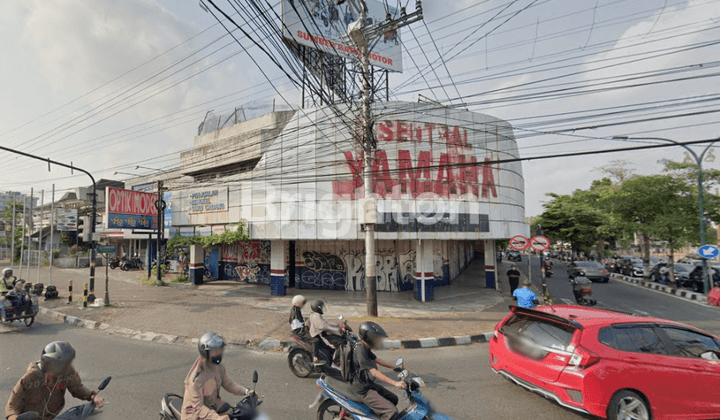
1, 0, 720, 216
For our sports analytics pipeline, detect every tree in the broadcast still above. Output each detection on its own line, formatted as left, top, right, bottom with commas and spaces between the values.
596, 160, 635, 183
601, 175, 702, 286
534, 179, 614, 259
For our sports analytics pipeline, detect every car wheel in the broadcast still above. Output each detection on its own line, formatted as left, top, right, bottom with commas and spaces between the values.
608, 390, 651, 420
603, 278, 609, 283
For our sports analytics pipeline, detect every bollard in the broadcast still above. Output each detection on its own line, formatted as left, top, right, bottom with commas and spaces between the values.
68, 280, 73, 304
83, 283, 88, 308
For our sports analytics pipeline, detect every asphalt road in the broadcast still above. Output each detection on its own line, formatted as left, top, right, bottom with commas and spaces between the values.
523, 256, 720, 335
0, 318, 588, 420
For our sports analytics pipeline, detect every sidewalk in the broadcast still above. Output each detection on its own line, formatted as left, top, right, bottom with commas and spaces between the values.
1, 260, 515, 347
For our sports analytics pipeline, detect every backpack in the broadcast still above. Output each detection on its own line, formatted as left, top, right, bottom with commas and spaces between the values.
338, 341, 356, 383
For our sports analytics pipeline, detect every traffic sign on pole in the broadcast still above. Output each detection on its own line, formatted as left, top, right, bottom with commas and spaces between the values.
530, 236, 551, 252
698, 244, 719, 259
509, 235, 529, 251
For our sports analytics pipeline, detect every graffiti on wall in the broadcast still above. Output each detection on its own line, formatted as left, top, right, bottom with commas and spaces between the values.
302, 251, 345, 271
221, 240, 271, 284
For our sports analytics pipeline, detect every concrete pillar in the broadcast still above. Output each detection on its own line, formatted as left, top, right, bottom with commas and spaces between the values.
270, 240, 285, 296
189, 244, 204, 285
441, 241, 450, 285
414, 240, 435, 302
484, 240, 496, 289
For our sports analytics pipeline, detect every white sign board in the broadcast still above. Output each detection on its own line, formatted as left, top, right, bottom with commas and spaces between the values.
281, 0, 403, 72
55, 208, 79, 231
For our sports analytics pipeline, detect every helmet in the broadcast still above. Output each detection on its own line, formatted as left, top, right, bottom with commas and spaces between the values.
292, 295, 307, 307
359, 322, 388, 348
2, 268, 12, 277
41, 341, 76, 374
198, 332, 226, 365
311, 300, 326, 315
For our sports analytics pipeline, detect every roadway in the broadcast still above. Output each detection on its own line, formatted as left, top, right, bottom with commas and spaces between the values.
522, 256, 720, 335
0, 319, 586, 420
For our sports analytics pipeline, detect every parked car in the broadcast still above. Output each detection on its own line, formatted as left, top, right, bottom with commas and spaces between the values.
686, 265, 720, 293
618, 258, 644, 277
507, 250, 522, 262
490, 305, 720, 420
567, 261, 610, 283
649, 263, 693, 285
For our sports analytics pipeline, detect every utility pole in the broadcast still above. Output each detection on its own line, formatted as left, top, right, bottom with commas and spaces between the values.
347, 0, 423, 316
155, 180, 166, 286
10, 196, 16, 272
37, 189, 44, 283
49, 185, 55, 285
19, 197, 25, 280
27, 188, 33, 277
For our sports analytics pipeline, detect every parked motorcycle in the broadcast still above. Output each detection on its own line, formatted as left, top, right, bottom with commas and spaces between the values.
287, 316, 356, 378
160, 371, 268, 420
570, 273, 596, 306
109, 256, 124, 269
1, 280, 39, 326
120, 254, 145, 271
16, 376, 111, 420
312, 358, 455, 420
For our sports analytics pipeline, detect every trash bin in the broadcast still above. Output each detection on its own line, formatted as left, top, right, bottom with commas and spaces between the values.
414, 279, 434, 302
191, 265, 204, 286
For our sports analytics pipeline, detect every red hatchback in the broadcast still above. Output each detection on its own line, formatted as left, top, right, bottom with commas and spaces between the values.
489, 305, 720, 420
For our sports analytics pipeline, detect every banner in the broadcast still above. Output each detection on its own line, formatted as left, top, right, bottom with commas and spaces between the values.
105, 187, 158, 230
281, 0, 403, 72
55, 208, 79, 231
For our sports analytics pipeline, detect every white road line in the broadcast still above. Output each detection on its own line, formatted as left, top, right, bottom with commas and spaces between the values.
561, 298, 574, 305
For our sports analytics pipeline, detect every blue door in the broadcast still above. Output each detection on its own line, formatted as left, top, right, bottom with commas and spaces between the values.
209, 248, 220, 279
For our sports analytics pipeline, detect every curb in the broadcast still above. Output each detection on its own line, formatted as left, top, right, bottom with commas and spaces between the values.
610, 273, 708, 304
37, 307, 494, 351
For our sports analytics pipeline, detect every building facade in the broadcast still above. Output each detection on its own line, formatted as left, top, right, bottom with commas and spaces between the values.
130, 102, 528, 297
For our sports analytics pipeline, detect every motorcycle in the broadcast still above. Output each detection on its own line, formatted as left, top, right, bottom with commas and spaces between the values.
1, 280, 39, 326
311, 358, 455, 420
160, 371, 268, 420
109, 256, 124, 269
543, 261, 553, 278
121, 254, 145, 271
16, 377, 111, 420
570, 273, 596, 306
287, 316, 356, 379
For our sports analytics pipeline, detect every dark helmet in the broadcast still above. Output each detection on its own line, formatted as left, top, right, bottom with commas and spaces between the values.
198, 332, 226, 365
41, 341, 76, 374
311, 300, 326, 315
359, 322, 388, 348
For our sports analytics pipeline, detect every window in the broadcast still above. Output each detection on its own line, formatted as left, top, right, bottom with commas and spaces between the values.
599, 326, 669, 355
662, 327, 720, 358
502, 314, 576, 359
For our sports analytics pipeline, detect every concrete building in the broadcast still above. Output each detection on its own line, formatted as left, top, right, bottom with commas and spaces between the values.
129, 102, 528, 299
0, 191, 38, 212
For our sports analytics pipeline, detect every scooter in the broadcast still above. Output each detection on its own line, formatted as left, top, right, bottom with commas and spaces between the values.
120, 254, 144, 271
570, 273, 597, 306
159, 371, 268, 420
543, 261, 553, 278
311, 358, 455, 420
109, 256, 123, 269
1, 281, 39, 327
16, 377, 111, 420
287, 316, 356, 378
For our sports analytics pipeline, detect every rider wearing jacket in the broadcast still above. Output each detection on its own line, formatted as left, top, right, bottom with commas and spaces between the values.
307, 300, 344, 365
289, 295, 308, 335
1, 279, 30, 321
5, 341, 104, 420
2, 268, 15, 291
181, 332, 252, 420
351, 322, 407, 420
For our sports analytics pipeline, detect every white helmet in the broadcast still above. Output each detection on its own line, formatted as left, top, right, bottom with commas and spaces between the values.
292, 295, 307, 307
2, 268, 12, 277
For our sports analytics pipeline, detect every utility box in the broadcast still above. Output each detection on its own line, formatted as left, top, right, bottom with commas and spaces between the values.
358, 198, 377, 224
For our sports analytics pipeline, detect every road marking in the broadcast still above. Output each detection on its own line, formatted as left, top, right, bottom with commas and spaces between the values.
561, 298, 574, 305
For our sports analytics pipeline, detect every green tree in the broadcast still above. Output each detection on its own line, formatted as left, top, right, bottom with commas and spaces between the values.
0, 203, 24, 262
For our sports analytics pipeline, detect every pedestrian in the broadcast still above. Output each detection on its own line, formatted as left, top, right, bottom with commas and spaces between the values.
506, 264, 521, 296
513, 280, 539, 308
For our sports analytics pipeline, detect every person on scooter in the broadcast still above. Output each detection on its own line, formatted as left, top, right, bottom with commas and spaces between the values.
351, 322, 407, 420
1, 279, 30, 321
5, 341, 104, 420
512, 280, 539, 308
308, 300, 345, 366
2, 268, 16, 291
289, 295, 308, 336
181, 332, 253, 420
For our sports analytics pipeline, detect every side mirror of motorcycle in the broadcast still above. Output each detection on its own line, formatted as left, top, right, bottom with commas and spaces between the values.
17, 413, 40, 420
253, 370, 258, 384
217, 403, 232, 413
338, 315, 344, 321
98, 376, 111, 391
395, 358, 404, 367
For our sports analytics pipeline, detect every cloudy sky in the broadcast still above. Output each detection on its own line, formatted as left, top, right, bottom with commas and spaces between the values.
1, 0, 719, 216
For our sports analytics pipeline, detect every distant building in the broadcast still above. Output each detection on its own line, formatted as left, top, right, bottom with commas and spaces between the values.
0, 191, 38, 212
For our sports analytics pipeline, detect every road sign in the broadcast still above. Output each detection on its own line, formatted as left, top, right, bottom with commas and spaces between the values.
530, 235, 551, 252
699, 244, 719, 259
509, 235, 529, 251
97, 245, 116, 254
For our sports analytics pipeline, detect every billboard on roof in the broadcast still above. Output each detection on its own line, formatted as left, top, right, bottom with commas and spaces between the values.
282, 0, 403, 72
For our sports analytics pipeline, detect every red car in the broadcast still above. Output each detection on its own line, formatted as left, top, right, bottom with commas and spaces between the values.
489, 305, 720, 420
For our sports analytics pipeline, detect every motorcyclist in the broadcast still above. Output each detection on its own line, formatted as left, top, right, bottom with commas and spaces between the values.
5, 341, 105, 420
289, 295, 308, 336
307, 300, 345, 366
181, 332, 253, 420
350, 322, 407, 420
2, 267, 16, 291
1, 279, 31, 321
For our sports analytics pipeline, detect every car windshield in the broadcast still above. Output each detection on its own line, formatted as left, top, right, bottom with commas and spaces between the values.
674, 264, 692, 273
632, 259, 643, 266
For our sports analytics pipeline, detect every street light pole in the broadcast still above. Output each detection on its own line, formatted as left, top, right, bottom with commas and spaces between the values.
612, 135, 719, 294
